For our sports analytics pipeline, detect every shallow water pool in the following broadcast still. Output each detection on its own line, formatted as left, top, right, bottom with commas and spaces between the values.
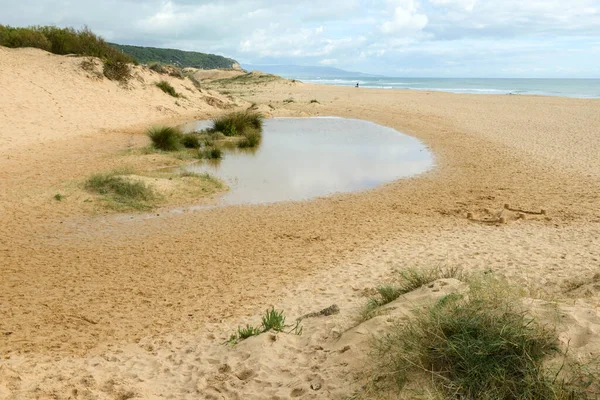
182, 117, 433, 205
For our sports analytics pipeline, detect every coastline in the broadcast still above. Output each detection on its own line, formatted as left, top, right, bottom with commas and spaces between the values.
1, 48, 599, 398
286, 77, 600, 99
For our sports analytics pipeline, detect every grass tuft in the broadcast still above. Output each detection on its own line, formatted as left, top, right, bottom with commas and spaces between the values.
237, 325, 263, 340
310, 99, 320, 104
237, 128, 262, 149
181, 134, 201, 149
360, 266, 462, 322
261, 307, 286, 332
371, 277, 585, 399
199, 147, 222, 160
155, 80, 180, 97
54, 193, 63, 201
212, 111, 263, 137
147, 126, 183, 151
226, 308, 301, 345
85, 170, 155, 210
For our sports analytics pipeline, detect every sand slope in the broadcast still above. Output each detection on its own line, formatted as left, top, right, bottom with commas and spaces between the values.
1, 47, 600, 398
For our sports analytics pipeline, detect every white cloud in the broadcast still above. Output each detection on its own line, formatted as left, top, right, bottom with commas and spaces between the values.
381, 0, 429, 35
428, 0, 477, 12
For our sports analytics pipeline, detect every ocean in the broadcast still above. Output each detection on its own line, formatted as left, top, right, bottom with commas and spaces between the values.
293, 77, 600, 99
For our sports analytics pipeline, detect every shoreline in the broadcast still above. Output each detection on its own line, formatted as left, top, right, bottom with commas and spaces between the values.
285, 78, 600, 99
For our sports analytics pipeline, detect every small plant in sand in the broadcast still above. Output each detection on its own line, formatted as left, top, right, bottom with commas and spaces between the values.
283, 98, 295, 104
309, 99, 320, 104
147, 126, 183, 151
368, 276, 588, 399
227, 308, 302, 345
54, 193, 63, 201
155, 80, 180, 98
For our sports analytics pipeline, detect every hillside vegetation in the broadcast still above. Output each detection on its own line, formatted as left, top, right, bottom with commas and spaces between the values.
0, 25, 133, 64
109, 43, 239, 70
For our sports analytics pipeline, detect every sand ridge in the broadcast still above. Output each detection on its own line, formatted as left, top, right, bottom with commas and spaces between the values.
1, 46, 600, 398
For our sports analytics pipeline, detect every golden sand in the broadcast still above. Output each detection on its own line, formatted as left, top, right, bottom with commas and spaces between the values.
1, 46, 599, 398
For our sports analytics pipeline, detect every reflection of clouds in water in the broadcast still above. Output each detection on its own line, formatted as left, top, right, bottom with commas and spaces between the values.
186, 117, 433, 205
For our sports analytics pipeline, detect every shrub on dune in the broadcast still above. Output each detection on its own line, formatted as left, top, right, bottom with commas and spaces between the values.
147, 126, 183, 151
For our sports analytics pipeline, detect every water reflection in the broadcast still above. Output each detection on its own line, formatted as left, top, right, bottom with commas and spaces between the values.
183, 117, 433, 205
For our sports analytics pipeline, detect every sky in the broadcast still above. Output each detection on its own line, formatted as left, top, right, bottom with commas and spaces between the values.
2, 0, 600, 77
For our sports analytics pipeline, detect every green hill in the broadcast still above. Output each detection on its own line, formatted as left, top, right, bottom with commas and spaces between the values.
109, 43, 239, 70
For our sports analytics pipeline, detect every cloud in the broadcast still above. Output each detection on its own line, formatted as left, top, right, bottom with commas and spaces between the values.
0, 0, 599, 77
381, 0, 429, 35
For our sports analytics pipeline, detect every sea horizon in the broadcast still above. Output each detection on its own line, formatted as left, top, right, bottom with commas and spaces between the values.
283, 76, 600, 99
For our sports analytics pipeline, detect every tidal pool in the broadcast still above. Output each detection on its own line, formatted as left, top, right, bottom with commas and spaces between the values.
182, 117, 433, 205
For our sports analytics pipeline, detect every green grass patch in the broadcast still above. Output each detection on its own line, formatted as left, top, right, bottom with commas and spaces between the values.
309, 99, 320, 104
237, 128, 262, 149
370, 277, 587, 399
85, 169, 156, 210
227, 308, 302, 345
155, 80, 180, 98
181, 134, 201, 149
54, 193, 63, 201
147, 126, 183, 151
199, 147, 222, 160
360, 266, 462, 322
212, 111, 263, 137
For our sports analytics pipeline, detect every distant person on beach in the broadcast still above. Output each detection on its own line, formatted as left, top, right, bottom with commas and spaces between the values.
355, 82, 359, 88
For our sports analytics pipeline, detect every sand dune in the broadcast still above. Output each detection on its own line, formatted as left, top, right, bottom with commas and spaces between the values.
1, 46, 600, 398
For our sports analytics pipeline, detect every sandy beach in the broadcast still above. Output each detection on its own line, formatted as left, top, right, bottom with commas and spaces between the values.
1, 46, 600, 398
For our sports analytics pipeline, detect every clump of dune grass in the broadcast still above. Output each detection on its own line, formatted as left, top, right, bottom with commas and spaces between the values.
147, 126, 183, 151
360, 266, 462, 322
199, 146, 222, 160
227, 308, 302, 345
283, 98, 295, 104
370, 277, 585, 400
237, 128, 262, 149
212, 111, 263, 137
155, 80, 180, 98
309, 99, 320, 104
85, 169, 155, 210
181, 134, 201, 149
